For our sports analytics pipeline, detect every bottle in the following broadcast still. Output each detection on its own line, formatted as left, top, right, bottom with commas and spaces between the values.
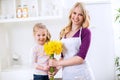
16, 5, 22, 18
31, 5, 36, 17
22, 5, 28, 18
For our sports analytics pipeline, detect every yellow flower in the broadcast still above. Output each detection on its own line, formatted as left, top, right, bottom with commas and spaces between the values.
44, 40, 63, 56
43, 40, 63, 80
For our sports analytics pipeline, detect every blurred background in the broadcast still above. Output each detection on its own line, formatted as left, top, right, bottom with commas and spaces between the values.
0, 0, 120, 80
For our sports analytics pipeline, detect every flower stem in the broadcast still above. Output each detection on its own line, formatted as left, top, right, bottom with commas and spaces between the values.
50, 76, 54, 80
50, 54, 54, 59
50, 54, 54, 80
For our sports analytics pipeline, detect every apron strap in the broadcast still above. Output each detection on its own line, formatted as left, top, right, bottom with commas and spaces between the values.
79, 27, 82, 37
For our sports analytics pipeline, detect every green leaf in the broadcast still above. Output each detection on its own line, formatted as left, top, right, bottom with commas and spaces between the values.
115, 15, 120, 22
117, 74, 120, 76
117, 67, 120, 71
115, 8, 120, 23
115, 57, 120, 67
117, 8, 120, 12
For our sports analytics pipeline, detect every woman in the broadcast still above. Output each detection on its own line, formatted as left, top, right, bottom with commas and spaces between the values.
49, 2, 95, 80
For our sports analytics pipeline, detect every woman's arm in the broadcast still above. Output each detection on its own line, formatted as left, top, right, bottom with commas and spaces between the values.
49, 56, 83, 67
58, 56, 83, 67
77, 28, 91, 59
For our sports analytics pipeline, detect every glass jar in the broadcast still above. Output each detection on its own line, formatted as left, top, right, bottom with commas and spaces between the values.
16, 5, 22, 18
22, 5, 28, 18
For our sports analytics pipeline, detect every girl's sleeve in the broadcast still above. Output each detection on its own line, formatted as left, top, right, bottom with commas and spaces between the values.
31, 46, 38, 66
77, 28, 91, 59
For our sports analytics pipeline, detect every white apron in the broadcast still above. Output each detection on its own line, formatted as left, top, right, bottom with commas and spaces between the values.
61, 29, 95, 80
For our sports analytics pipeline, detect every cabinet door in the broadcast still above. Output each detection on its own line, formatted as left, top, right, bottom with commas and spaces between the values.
39, 0, 63, 16
0, 0, 15, 19
15, 0, 38, 18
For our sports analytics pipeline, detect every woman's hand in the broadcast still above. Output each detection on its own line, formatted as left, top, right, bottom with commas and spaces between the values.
49, 58, 58, 67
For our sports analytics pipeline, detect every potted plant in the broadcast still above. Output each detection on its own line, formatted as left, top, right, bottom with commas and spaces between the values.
115, 56, 120, 80
115, 8, 120, 80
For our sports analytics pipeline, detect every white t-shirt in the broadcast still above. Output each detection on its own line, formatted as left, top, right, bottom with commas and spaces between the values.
32, 44, 49, 75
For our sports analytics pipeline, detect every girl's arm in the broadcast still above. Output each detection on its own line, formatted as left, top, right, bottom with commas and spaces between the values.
33, 53, 49, 71
36, 64, 49, 71
33, 51, 49, 71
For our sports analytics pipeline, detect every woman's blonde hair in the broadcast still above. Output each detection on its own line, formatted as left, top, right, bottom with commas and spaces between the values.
33, 23, 51, 42
60, 2, 90, 39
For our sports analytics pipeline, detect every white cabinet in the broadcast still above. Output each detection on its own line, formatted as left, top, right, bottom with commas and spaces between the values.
0, 0, 63, 23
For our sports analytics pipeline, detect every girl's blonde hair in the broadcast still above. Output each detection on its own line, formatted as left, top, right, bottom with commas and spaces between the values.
60, 2, 90, 39
33, 23, 51, 42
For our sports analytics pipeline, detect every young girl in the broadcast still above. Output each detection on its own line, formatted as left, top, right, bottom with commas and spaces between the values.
32, 23, 51, 80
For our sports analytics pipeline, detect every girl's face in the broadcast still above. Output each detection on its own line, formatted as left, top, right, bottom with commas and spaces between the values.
34, 28, 47, 45
71, 6, 84, 26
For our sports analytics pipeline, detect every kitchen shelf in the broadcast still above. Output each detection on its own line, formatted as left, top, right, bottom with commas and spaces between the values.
0, 0, 63, 23
0, 16, 62, 23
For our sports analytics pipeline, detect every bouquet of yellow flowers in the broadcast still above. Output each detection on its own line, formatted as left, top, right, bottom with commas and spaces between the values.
44, 40, 63, 80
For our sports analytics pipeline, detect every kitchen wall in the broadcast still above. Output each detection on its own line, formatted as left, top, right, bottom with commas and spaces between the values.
0, 1, 115, 80
86, 2, 115, 80
0, 26, 11, 70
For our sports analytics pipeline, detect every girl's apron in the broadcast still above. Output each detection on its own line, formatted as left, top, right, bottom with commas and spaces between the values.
61, 29, 95, 80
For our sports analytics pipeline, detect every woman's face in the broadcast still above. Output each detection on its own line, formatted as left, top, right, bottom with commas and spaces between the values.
35, 28, 47, 45
71, 6, 84, 26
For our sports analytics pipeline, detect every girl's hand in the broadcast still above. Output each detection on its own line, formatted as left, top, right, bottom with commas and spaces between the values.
48, 67, 58, 78
48, 70, 56, 78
